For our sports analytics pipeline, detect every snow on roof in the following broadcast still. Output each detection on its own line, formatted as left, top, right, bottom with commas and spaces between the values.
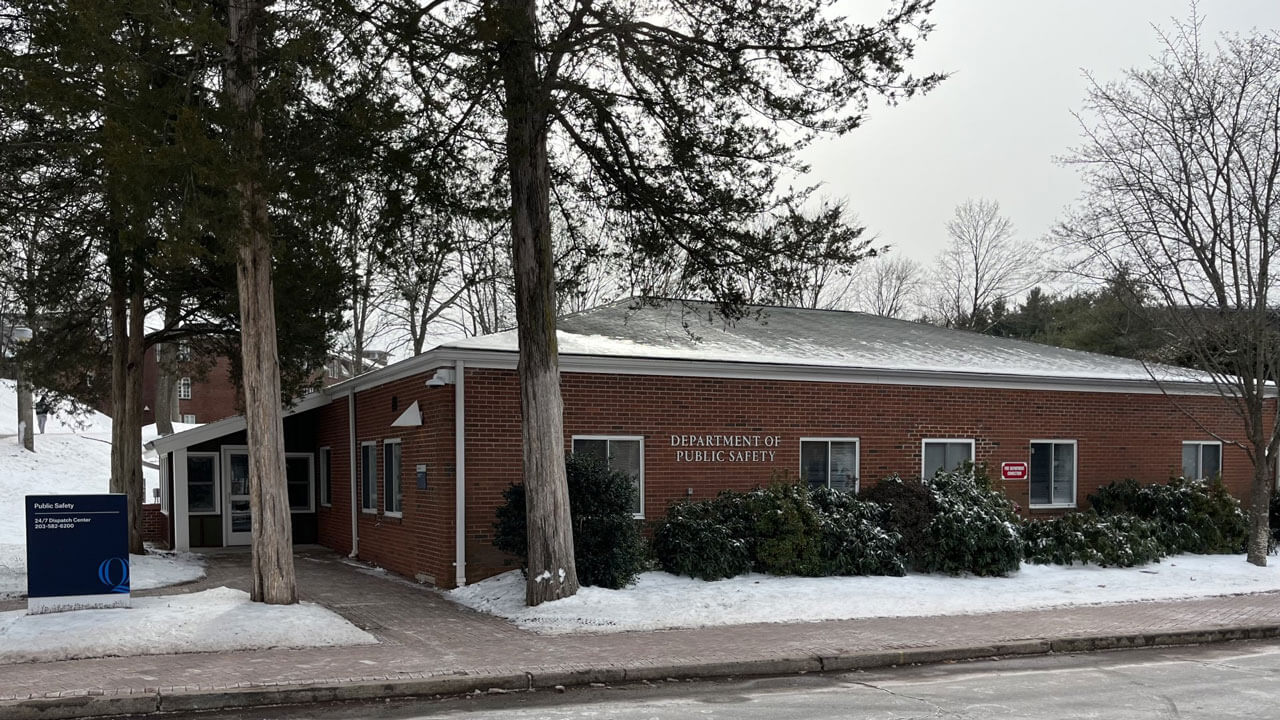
444, 299, 1209, 385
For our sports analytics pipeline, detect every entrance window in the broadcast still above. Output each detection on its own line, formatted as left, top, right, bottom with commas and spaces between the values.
922, 439, 974, 479
572, 436, 644, 518
187, 453, 219, 514
285, 454, 314, 512
384, 439, 403, 516
1030, 440, 1076, 508
1183, 441, 1222, 480
360, 441, 377, 513
319, 447, 332, 507
800, 438, 860, 492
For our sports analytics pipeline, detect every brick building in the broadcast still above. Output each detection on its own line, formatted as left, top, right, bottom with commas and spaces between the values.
146, 299, 1263, 589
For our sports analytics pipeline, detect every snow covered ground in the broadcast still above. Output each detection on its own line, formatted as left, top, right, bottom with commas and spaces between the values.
450, 555, 1280, 634
0, 587, 377, 664
0, 378, 180, 594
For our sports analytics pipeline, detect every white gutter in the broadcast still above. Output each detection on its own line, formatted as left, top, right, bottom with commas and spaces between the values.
348, 390, 359, 558
454, 359, 467, 588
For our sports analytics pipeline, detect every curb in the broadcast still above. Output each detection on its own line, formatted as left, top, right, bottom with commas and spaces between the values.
5, 625, 1280, 720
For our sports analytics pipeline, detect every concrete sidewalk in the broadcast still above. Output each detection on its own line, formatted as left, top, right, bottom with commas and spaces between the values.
5, 548, 1280, 719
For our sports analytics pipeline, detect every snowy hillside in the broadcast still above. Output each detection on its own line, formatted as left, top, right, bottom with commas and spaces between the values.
0, 378, 166, 595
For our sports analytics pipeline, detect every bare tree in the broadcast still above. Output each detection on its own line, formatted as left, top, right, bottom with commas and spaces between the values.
852, 254, 925, 318
928, 199, 1040, 329
1058, 17, 1280, 566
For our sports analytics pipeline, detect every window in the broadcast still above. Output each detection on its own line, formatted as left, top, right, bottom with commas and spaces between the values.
384, 439, 403, 516
360, 441, 377, 513
180, 414, 196, 424
572, 436, 644, 517
922, 439, 974, 479
800, 438, 859, 492
1030, 440, 1076, 507
187, 453, 218, 514
177, 377, 192, 400
285, 453, 314, 512
176, 342, 191, 362
319, 447, 331, 507
1183, 441, 1222, 480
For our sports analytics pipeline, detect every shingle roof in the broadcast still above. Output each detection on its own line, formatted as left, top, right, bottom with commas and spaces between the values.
444, 298, 1208, 385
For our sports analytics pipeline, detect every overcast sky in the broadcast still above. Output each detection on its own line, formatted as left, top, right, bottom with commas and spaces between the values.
802, 0, 1280, 270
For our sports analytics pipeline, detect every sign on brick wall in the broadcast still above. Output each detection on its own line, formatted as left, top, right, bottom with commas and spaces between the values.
1001, 462, 1029, 481
671, 434, 781, 463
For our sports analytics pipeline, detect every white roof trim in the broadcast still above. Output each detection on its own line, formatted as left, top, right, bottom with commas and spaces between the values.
146, 391, 331, 455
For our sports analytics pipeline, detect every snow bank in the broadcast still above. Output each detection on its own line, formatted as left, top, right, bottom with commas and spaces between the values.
0, 587, 377, 664
450, 555, 1280, 634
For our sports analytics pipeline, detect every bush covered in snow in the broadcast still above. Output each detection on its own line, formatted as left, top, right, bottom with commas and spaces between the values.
493, 453, 647, 589
652, 482, 904, 580
1022, 512, 1170, 567
858, 475, 938, 572
914, 465, 1023, 576
651, 494, 754, 580
1088, 477, 1247, 554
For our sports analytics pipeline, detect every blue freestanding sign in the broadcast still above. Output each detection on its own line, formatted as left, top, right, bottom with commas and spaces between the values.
25, 494, 131, 614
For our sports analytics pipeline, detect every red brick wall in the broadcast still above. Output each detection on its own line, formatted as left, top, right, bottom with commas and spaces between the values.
141, 503, 170, 548
137, 347, 242, 425
327, 370, 458, 586
460, 369, 1259, 584
315, 399, 353, 553
314, 365, 1263, 589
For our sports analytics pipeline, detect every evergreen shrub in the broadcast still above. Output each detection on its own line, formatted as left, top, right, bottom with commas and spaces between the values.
858, 475, 938, 572
1087, 477, 1247, 554
493, 453, 648, 589
652, 482, 905, 580
915, 465, 1023, 576
1022, 512, 1169, 567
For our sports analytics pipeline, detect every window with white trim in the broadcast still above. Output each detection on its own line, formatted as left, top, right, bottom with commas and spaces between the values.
177, 377, 192, 400
285, 453, 314, 512
922, 439, 974, 479
187, 452, 219, 515
1029, 440, 1076, 507
319, 447, 332, 507
1183, 441, 1222, 480
384, 439, 403, 516
800, 438, 859, 492
180, 414, 196, 424
572, 436, 644, 517
360, 441, 377, 512
176, 342, 191, 362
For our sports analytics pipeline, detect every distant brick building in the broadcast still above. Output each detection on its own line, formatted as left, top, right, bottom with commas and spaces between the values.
147, 299, 1265, 589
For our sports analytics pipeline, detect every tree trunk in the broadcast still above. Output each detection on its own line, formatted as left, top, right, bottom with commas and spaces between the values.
498, 0, 579, 606
107, 268, 146, 555
15, 366, 33, 452
154, 339, 177, 436
227, 0, 297, 605
1247, 403, 1272, 566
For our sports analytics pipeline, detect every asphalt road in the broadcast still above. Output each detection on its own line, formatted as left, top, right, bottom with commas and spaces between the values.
164, 640, 1280, 719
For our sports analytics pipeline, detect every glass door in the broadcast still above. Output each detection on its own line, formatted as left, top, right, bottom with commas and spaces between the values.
222, 447, 252, 545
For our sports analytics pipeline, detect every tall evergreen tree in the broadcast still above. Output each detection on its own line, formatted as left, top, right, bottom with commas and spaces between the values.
360, 0, 942, 604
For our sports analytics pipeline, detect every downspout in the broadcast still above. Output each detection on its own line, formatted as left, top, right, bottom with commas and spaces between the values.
348, 389, 359, 558
454, 359, 467, 587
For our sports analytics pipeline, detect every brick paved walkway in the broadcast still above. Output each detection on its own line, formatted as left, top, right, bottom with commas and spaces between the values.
4, 547, 1280, 702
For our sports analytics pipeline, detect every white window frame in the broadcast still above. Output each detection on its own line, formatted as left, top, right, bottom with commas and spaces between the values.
176, 342, 191, 362
1182, 440, 1223, 480
572, 435, 645, 519
921, 438, 976, 479
1029, 439, 1078, 510
799, 437, 861, 493
319, 446, 332, 507
177, 377, 192, 400
383, 438, 403, 517
360, 441, 378, 514
187, 451, 220, 516
180, 413, 197, 424
285, 452, 315, 513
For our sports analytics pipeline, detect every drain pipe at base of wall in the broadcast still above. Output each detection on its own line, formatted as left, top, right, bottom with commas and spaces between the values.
348, 389, 359, 558
454, 359, 467, 588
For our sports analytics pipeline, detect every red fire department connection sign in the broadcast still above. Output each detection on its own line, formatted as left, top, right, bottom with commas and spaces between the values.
1001, 462, 1029, 480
